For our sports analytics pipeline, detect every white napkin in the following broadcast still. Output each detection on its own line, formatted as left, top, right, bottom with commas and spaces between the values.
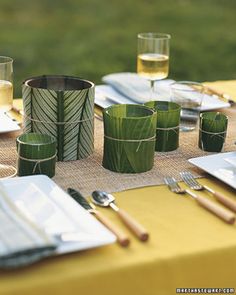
0, 182, 57, 268
101, 72, 230, 111
102, 72, 174, 103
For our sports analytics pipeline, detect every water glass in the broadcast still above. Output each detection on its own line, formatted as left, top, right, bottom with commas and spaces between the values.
170, 81, 204, 132
0, 56, 13, 112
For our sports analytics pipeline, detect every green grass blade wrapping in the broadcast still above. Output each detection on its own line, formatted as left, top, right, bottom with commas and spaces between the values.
16, 133, 56, 178
102, 104, 157, 173
145, 101, 180, 152
198, 111, 228, 152
22, 76, 94, 162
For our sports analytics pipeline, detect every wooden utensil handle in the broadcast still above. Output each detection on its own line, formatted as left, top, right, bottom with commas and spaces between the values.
196, 195, 235, 224
212, 191, 236, 213
205, 85, 224, 96
94, 210, 130, 247
204, 185, 236, 212
117, 209, 149, 241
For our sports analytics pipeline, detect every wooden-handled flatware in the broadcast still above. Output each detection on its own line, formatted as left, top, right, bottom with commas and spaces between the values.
164, 177, 235, 224
67, 188, 130, 247
91, 191, 149, 241
180, 171, 236, 213
203, 85, 235, 105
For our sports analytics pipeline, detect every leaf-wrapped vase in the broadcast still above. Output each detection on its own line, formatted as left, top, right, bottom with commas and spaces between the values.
16, 133, 56, 177
102, 104, 157, 173
22, 75, 94, 161
145, 101, 180, 152
198, 111, 228, 152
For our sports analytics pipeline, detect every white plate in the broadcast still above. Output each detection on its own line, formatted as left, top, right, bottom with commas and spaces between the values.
0, 111, 20, 133
95, 85, 230, 111
189, 152, 236, 189
1, 175, 116, 255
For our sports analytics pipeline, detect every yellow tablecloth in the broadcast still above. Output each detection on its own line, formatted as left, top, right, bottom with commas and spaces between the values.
1, 81, 236, 295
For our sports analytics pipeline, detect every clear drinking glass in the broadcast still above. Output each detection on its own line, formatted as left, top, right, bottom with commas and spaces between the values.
170, 81, 204, 132
0, 56, 13, 112
0, 56, 15, 179
137, 33, 171, 99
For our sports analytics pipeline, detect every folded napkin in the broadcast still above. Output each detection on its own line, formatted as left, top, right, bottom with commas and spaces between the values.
102, 72, 174, 103
101, 72, 230, 111
0, 182, 57, 269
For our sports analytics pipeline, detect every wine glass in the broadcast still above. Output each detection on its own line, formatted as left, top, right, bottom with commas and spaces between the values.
137, 33, 171, 99
0, 56, 13, 112
0, 56, 16, 179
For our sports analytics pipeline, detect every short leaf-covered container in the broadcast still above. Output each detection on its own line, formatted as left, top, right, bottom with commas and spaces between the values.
198, 111, 228, 152
102, 104, 157, 173
16, 133, 56, 177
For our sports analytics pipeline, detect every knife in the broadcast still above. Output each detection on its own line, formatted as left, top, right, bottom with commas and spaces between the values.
67, 188, 130, 247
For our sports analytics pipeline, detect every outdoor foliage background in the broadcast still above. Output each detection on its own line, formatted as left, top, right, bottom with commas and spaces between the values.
0, 0, 236, 96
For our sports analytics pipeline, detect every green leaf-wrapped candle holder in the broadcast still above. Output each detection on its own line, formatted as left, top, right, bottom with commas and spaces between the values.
102, 104, 157, 173
198, 112, 228, 152
145, 101, 180, 152
22, 75, 94, 162
16, 133, 56, 177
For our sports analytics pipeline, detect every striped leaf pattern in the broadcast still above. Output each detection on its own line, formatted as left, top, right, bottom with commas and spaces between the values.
22, 84, 32, 133
22, 79, 94, 161
31, 88, 58, 141
63, 87, 94, 160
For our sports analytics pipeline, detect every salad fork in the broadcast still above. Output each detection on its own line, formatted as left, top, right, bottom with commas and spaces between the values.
180, 171, 236, 213
164, 177, 235, 224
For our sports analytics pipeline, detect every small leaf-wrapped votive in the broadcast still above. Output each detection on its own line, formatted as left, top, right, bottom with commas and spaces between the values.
103, 104, 157, 173
145, 101, 180, 152
16, 133, 56, 177
198, 112, 228, 152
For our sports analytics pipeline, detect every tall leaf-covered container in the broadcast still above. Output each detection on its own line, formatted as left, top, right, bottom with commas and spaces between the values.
145, 101, 180, 152
103, 104, 157, 173
22, 75, 94, 161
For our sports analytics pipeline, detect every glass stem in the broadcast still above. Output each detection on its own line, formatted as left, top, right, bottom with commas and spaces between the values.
150, 80, 155, 100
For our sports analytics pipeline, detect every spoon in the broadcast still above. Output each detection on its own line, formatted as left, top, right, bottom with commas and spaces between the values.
91, 191, 149, 241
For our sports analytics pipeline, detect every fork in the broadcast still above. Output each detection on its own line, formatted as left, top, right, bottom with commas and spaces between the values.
164, 177, 235, 224
180, 171, 236, 213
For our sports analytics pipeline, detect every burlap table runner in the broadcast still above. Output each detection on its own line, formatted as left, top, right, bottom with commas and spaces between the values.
1, 105, 236, 196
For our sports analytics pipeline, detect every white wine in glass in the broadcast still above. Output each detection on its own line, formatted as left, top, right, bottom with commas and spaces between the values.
0, 56, 13, 111
0, 56, 16, 179
137, 33, 170, 99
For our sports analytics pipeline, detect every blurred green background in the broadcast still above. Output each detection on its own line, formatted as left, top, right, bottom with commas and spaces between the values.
0, 0, 236, 96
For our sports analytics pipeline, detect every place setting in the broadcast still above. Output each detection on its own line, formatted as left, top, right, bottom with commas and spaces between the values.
1, 31, 236, 271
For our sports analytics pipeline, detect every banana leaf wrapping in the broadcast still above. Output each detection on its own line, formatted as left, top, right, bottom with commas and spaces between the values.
198, 112, 228, 152
145, 101, 180, 152
16, 133, 56, 177
22, 75, 94, 161
102, 104, 157, 173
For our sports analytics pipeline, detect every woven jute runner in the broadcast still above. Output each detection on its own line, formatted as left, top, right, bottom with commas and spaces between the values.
1, 104, 236, 196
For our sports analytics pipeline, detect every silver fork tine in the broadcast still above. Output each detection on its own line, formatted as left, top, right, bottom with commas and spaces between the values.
184, 172, 201, 188
180, 171, 203, 190
164, 177, 185, 194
